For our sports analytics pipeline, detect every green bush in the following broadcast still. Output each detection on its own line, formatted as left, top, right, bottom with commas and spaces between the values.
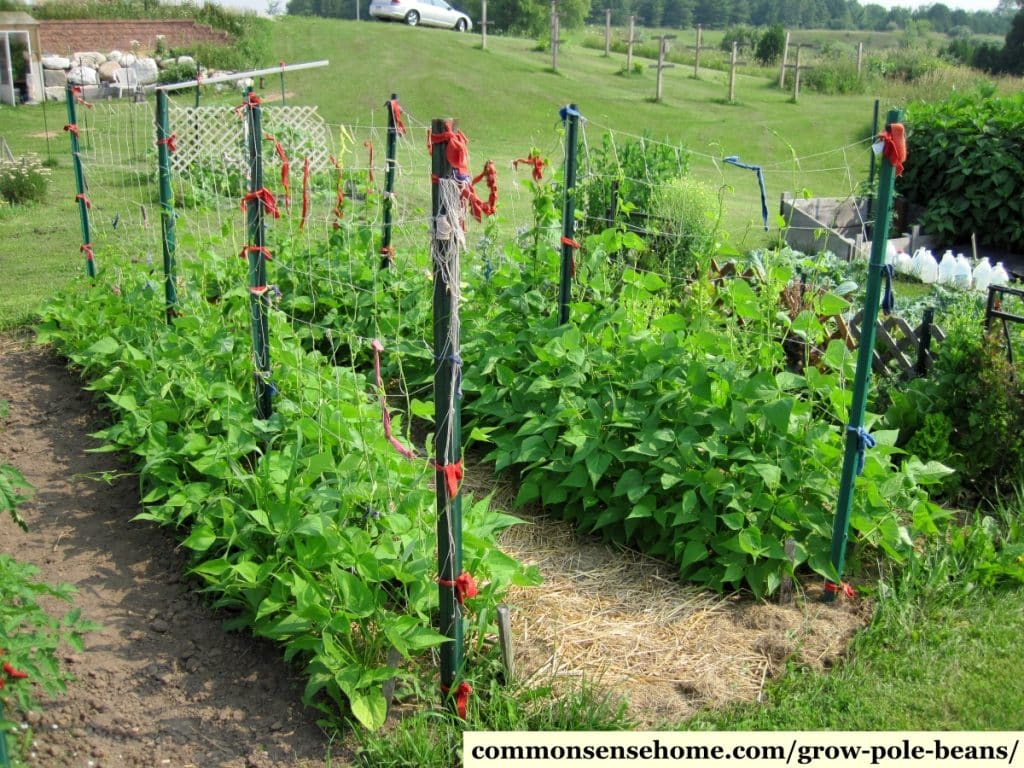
647, 175, 722, 275
867, 47, 944, 81
577, 132, 689, 242
884, 306, 1024, 501
755, 24, 785, 66
157, 60, 197, 85
803, 56, 865, 94
898, 87, 1024, 253
0, 154, 49, 205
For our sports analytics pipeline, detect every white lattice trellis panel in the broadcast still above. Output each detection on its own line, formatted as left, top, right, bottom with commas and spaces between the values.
167, 105, 331, 175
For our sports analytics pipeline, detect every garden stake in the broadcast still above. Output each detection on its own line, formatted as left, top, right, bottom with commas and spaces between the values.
558, 104, 580, 325
155, 89, 178, 323
430, 118, 466, 710
243, 89, 273, 421
380, 94, 399, 269
64, 85, 95, 278
827, 108, 903, 601
0, 700, 9, 768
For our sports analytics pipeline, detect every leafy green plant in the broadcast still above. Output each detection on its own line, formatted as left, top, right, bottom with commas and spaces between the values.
36, 231, 538, 731
0, 557, 96, 717
0, 154, 49, 206
898, 87, 1024, 252
883, 304, 1024, 501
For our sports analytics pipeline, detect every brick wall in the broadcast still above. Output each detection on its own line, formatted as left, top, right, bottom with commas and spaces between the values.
38, 19, 231, 57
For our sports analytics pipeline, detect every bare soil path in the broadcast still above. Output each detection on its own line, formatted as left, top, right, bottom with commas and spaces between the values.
0, 336, 342, 768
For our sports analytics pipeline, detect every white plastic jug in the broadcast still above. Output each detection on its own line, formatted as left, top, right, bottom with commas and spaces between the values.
992, 261, 1010, 286
895, 250, 913, 275
886, 241, 897, 265
953, 254, 972, 290
973, 257, 993, 292
919, 251, 939, 284
910, 248, 926, 278
937, 250, 956, 285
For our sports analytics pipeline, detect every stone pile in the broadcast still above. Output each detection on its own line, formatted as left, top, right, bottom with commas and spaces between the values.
40, 50, 197, 101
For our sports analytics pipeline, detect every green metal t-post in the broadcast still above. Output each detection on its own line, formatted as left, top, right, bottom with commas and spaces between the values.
65, 85, 95, 278
558, 104, 580, 325
0, 701, 10, 768
827, 108, 902, 599
155, 89, 178, 323
244, 90, 273, 421
430, 117, 465, 705
380, 94, 399, 269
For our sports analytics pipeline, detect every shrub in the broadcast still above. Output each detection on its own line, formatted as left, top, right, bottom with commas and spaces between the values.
755, 24, 785, 66
719, 25, 758, 56
884, 304, 1024, 501
0, 154, 49, 205
647, 175, 722, 275
803, 56, 865, 94
898, 87, 1024, 253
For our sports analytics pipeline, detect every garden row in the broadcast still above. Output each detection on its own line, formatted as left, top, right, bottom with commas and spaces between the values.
36, 245, 538, 730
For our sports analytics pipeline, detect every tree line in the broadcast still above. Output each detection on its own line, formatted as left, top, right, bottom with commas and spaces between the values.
286, 0, 1013, 38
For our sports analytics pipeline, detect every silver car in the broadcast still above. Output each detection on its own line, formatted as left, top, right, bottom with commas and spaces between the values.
369, 0, 472, 30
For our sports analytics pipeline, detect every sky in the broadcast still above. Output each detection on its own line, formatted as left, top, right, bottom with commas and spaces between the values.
211, 0, 1004, 16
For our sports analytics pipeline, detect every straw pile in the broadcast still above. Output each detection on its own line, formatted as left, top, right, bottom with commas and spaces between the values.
497, 509, 870, 725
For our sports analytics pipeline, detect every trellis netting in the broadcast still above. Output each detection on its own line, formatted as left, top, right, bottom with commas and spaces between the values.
44, 91, 952, 724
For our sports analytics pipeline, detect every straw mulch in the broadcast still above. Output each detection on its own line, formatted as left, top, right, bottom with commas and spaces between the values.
497, 510, 870, 725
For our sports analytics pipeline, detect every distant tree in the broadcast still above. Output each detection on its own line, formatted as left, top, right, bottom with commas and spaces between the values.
1003, 2, 1024, 73
634, 0, 663, 26
860, 3, 888, 30
755, 23, 786, 64
661, 0, 693, 28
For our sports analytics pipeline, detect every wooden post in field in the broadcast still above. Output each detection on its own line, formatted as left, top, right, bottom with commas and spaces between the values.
625, 15, 637, 74
793, 44, 803, 101
856, 41, 864, 78
655, 34, 676, 102
728, 41, 739, 103
481, 0, 488, 49
550, 2, 560, 71
604, 8, 611, 56
692, 23, 703, 78
779, 30, 790, 88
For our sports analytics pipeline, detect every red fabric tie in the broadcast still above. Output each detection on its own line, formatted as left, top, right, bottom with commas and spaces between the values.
264, 134, 291, 203
389, 99, 407, 136
380, 245, 395, 264
370, 339, 417, 460
465, 160, 498, 221
562, 236, 581, 277
428, 124, 470, 178
441, 681, 472, 719
240, 245, 273, 262
879, 123, 907, 177
330, 155, 344, 224
63, 123, 79, 137
434, 458, 463, 497
514, 151, 546, 182
80, 243, 94, 261
824, 581, 856, 599
300, 156, 310, 230
438, 571, 478, 605
75, 193, 92, 210
71, 86, 93, 108
157, 134, 178, 153
240, 187, 280, 219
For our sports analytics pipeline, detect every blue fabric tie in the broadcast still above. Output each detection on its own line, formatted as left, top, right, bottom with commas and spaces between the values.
724, 155, 768, 232
559, 105, 581, 123
880, 264, 896, 315
847, 425, 876, 476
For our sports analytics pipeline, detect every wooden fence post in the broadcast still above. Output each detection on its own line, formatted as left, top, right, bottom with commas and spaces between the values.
778, 30, 790, 88
655, 35, 676, 102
